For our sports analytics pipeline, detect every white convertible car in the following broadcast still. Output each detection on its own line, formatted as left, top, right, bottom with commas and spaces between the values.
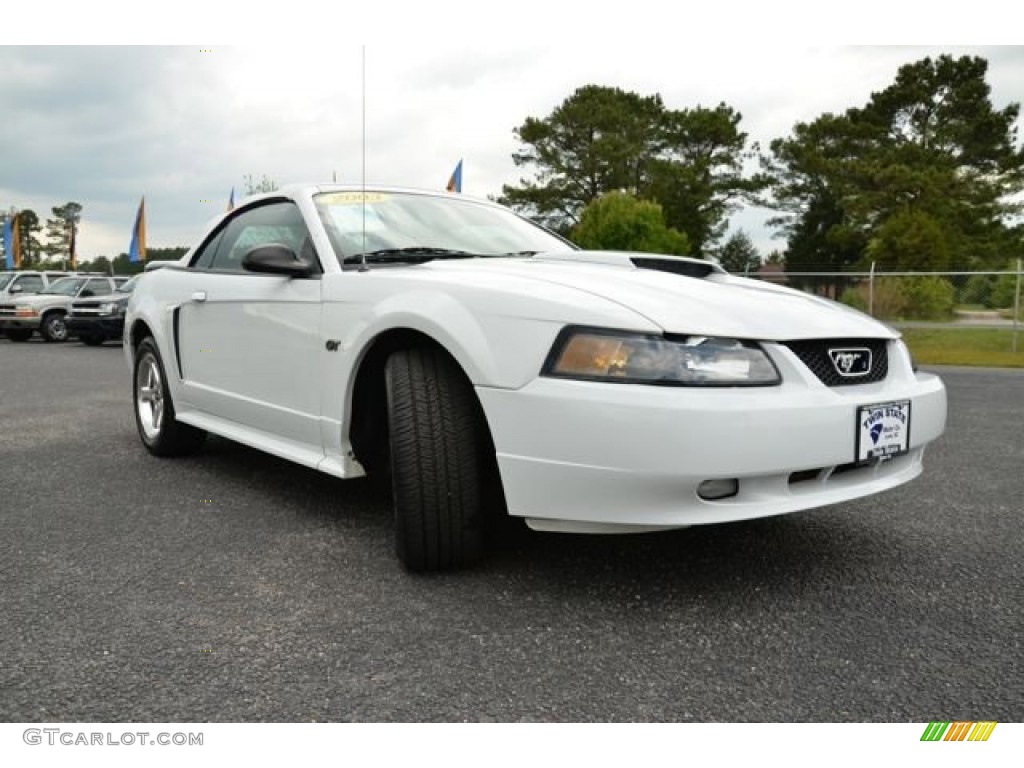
126, 185, 946, 570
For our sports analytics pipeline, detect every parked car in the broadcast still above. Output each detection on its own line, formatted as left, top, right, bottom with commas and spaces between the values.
0, 270, 72, 301
0, 275, 129, 342
126, 185, 947, 571
67, 275, 139, 345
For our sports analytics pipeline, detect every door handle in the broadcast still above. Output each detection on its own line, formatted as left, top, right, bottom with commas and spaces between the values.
191, 291, 207, 303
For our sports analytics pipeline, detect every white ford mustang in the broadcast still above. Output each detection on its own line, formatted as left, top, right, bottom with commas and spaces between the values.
126, 185, 946, 570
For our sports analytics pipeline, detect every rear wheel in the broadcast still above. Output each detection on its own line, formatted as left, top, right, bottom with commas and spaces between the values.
384, 346, 487, 571
133, 337, 207, 456
40, 312, 68, 343
6, 329, 32, 342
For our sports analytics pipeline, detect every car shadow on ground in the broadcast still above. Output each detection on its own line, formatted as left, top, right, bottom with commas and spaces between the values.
182, 435, 886, 600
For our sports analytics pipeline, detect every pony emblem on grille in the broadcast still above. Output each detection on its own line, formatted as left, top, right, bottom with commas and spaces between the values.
828, 348, 872, 377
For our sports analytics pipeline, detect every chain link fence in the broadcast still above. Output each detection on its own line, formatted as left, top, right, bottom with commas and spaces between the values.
747, 260, 1023, 352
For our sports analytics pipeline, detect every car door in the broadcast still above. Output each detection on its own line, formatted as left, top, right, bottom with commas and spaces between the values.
177, 200, 323, 449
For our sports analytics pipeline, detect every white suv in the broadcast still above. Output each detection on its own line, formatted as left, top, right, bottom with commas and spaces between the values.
0, 275, 128, 342
0, 270, 71, 300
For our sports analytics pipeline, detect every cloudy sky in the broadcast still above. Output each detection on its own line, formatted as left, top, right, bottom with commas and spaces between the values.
3, 7, 1022, 261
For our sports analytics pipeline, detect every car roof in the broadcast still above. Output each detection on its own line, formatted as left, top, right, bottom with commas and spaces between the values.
236, 183, 507, 212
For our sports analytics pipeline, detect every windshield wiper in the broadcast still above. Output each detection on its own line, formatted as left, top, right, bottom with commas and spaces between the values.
342, 247, 476, 265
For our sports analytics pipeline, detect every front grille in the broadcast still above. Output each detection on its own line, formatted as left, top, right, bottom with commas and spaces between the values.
782, 338, 889, 387
0, 304, 16, 317
71, 302, 103, 316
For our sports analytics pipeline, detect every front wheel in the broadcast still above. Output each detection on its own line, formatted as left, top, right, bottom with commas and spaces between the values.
133, 337, 207, 456
384, 347, 488, 571
40, 312, 68, 342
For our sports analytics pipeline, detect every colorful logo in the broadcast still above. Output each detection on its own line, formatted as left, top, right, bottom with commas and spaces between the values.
921, 721, 997, 742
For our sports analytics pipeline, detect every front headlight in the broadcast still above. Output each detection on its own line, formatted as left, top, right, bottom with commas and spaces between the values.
14, 306, 38, 317
98, 302, 121, 315
543, 328, 781, 386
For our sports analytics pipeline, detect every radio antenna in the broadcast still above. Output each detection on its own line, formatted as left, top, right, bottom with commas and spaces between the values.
359, 45, 368, 272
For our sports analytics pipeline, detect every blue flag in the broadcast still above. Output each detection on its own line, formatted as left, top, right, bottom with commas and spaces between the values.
446, 159, 463, 193
3, 216, 12, 270
129, 197, 146, 263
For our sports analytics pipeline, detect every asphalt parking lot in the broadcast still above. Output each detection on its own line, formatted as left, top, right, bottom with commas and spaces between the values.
0, 339, 1021, 722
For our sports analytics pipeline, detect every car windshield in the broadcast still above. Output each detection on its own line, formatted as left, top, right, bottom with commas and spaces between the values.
313, 191, 571, 266
0, 274, 14, 290
42, 277, 87, 296
117, 276, 139, 294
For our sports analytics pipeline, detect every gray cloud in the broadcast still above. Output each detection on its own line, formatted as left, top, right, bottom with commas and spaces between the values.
1, 44, 1021, 260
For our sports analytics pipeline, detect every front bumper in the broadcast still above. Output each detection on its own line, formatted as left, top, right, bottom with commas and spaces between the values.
67, 315, 125, 339
0, 316, 40, 331
477, 340, 946, 531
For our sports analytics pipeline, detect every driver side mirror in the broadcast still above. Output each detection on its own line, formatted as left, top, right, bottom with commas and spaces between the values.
241, 244, 315, 277
9, 284, 23, 294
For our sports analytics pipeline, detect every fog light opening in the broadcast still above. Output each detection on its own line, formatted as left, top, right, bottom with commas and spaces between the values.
698, 478, 739, 501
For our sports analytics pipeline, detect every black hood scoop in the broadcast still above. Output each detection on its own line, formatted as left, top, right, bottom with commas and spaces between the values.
532, 250, 724, 278
629, 256, 722, 278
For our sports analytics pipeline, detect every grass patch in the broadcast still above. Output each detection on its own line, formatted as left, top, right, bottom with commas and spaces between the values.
900, 328, 1024, 368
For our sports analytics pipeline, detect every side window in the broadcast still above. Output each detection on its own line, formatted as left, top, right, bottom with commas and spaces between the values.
14, 275, 44, 293
211, 202, 318, 274
82, 279, 110, 297
190, 228, 226, 270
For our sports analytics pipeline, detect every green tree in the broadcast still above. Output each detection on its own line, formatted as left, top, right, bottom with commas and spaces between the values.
148, 246, 189, 261
500, 85, 664, 234
778, 191, 867, 296
716, 229, 760, 273
42, 202, 83, 262
78, 255, 112, 274
902, 276, 955, 320
867, 209, 953, 271
647, 103, 765, 255
991, 260, 1022, 309
571, 192, 689, 255
765, 117, 868, 273
500, 86, 763, 252
765, 54, 1024, 272
12, 209, 44, 267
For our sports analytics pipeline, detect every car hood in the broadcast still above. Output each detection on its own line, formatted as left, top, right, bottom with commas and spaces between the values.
427, 251, 896, 341
72, 291, 128, 304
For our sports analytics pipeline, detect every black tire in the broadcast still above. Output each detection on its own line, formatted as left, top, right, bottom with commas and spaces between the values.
6, 329, 32, 342
133, 337, 207, 457
40, 312, 69, 343
384, 346, 487, 571
81, 335, 105, 346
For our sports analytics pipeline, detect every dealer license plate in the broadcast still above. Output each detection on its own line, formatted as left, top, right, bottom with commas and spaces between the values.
856, 401, 911, 463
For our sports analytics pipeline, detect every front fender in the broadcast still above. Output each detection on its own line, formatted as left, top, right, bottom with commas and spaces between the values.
318, 270, 659, 464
